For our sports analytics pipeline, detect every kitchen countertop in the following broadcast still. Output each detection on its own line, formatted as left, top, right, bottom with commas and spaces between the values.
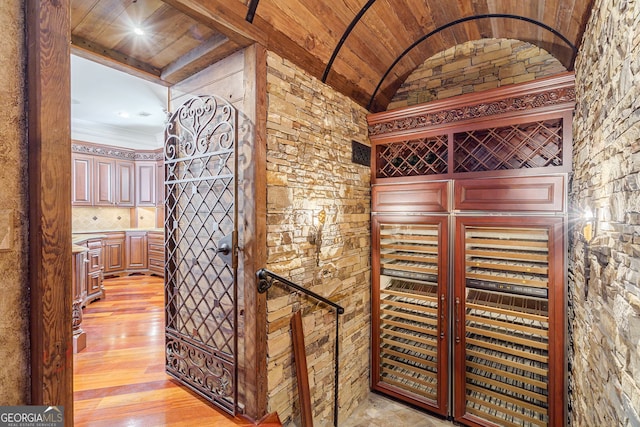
72, 233, 108, 244
72, 244, 89, 254
72, 229, 164, 244
73, 228, 164, 234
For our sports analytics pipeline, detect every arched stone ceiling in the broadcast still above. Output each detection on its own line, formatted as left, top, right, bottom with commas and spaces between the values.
72, 0, 594, 112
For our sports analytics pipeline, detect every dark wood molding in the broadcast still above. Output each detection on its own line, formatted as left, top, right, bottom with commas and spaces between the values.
27, 0, 73, 424
241, 43, 268, 419
367, 72, 576, 138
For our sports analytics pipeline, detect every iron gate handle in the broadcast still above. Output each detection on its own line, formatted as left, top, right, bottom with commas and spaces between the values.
209, 234, 234, 265
216, 243, 231, 255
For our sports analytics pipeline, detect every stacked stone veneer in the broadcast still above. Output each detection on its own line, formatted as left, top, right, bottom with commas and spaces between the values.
265, 51, 371, 425
388, 38, 566, 110
570, 1, 640, 425
0, 0, 29, 404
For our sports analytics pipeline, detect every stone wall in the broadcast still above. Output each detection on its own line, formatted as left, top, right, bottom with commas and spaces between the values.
388, 38, 566, 110
265, 51, 371, 425
0, 0, 29, 404
570, 1, 640, 425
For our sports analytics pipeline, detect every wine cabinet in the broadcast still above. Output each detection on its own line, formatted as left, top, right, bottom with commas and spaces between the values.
368, 75, 573, 427
372, 216, 449, 415
454, 218, 565, 427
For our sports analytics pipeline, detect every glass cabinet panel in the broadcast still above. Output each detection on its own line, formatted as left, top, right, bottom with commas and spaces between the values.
455, 221, 563, 427
372, 217, 448, 415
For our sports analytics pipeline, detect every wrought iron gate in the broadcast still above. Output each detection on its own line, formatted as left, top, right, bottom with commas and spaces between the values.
164, 95, 238, 415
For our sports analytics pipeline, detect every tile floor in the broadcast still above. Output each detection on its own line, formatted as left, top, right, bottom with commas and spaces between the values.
342, 393, 452, 427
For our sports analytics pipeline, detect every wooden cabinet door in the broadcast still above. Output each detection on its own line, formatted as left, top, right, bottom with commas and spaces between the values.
126, 231, 148, 269
87, 246, 101, 274
116, 160, 135, 207
87, 273, 102, 298
85, 239, 104, 303
94, 158, 115, 206
74, 250, 88, 304
147, 232, 165, 276
104, 234, 125, 274
72, 154, 93, 206
136, 161, 156, 206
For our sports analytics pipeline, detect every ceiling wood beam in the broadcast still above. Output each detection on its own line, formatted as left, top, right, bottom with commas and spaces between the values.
163, 0, 372, 109
161, 34, 241, 83
322, 0, 377, 82
162, 0, 325, 80
162, 0, 257, 47
71, 35, 170, 87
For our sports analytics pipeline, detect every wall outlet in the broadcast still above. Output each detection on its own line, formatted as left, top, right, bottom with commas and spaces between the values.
0, 209, 14, 251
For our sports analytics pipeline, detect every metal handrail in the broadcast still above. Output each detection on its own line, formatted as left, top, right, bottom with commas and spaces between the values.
256, 268, 344, 426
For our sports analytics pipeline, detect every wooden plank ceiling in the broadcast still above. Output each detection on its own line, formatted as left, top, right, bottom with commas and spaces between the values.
71, 0, 593, 112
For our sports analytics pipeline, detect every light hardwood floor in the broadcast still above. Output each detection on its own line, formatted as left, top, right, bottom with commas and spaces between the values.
73, 275, 265, 427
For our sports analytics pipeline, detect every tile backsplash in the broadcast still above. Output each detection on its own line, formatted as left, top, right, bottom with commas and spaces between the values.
136, 207, 157, 229
73, 207, 157, 232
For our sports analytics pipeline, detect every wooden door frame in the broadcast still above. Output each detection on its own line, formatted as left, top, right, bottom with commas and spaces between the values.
26, 3, 267, 424
27, 1, 73, 426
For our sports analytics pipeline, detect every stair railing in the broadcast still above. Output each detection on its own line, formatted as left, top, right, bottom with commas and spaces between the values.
256, 268, 344, 427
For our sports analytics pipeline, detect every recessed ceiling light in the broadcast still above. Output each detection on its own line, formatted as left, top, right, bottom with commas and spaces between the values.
133, 27, 145, 36
116, 111, 130, 118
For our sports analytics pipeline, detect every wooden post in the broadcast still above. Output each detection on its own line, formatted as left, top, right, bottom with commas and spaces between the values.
27, 1, 73, 425
291, 311, 313, 427
242, 43, 268, 419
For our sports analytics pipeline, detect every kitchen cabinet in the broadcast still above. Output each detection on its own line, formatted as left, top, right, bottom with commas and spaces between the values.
72, 246, 88, 353
126, 231, 148, 270
94, 158, 116, 206
116, 160, 135, 206
136, 161, 156, 206
94, 158, 135, 207
99, 231, 164, 276
84, 238, 104, 304
72, 154, 136, 208
147, 231, 165, 276
71, 144, 162, 207
104, 232, 126, 274
72, 154, 93, 206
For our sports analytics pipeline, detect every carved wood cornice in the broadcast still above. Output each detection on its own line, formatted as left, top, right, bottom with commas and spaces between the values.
367, 72, 575, 139
72, 141, 163, 161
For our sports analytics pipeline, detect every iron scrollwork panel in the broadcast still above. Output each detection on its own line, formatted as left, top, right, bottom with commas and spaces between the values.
164, 95, 238, 415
